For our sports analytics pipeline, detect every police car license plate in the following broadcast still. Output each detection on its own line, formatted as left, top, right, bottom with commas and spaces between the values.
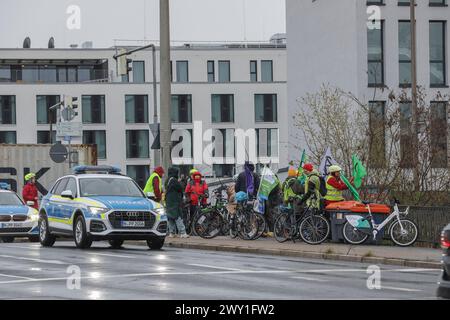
121, 221, 145, 228
0, 222, 23, 229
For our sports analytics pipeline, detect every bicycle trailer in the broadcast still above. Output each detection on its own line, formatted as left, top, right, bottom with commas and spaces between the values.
325, 201, 390, 244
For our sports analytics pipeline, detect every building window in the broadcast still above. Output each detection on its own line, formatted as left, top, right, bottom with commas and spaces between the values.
126, 130, 149, 158
0, 96, 16, 124
255, 94, 277, 122
398, 0, 411, 5
256, 128, 279, 158
250, 61, 258, 82
430, 101, 448, 168
127, 165, 150, 189
83, 130, 107, 159
212, 164, 235, 178
0, 66, 11, 82
211, 94, 234, 123
0, 131, 16, 144
171, 95, 192, 123
207, 61, 215, 83
430, 21, 447, 87
133, 61, 145, 83
367, 20, 384, 87
212, 129, 235, 159
36, 95, 60, 124
176, 61, 189, 83
399, 20, 412, 86
218, 61, 230, 83
399, 102, 414, 168
125, 95, 148, 124
82, 95, 105, 124
261, 60, 273, 82
368, 101, 386, 168
37, 131, 56, 144
429, 0, 447, 6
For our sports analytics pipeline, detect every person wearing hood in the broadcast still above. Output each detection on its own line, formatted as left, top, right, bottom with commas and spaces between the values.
165, 167, 188, 238
185, 170, 209, 221
144, 166, 164, 203
297, 163, 323, 210
234, 161, 260, 199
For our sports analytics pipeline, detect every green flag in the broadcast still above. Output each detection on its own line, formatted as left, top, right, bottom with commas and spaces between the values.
341, 174, 361, 202
257, 166, 280, 201
297, 149, 308, 185
352, 154, 367, 189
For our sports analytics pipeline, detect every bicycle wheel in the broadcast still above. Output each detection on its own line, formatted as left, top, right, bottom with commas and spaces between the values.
238, 212, 258, 240
274, 213, 292, 243
220, 210, 230, 236
390, 219, 418, 247
252, 213, 267, 240
229, 216, 239, 238
342, 221, 369, 245
193, 210, 223, 239
299, 214, 330, 245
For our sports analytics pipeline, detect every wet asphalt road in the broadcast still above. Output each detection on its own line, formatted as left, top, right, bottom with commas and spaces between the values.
0, 241, 442, 300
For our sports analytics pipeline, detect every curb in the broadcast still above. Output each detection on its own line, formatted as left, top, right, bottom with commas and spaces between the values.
161, 241, 441, 270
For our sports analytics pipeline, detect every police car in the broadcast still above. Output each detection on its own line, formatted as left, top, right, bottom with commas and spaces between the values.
0, 183, 39, 243
38, 166, 167, 249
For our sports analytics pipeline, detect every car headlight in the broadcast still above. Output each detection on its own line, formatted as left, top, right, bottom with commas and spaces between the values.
153, 207, 167, 219
27, 213, 39, 222
88, 207, 109, 216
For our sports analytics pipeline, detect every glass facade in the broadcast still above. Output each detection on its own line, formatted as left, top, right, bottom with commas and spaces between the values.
82, 95, 105, 124
255, 94, 277, 122
171, 95, 192, 123
211, 94, 234, 123
125, 95, 148, 124
0, 96, 16, 124
126, 130, 149, 158
36, 95, 60, 124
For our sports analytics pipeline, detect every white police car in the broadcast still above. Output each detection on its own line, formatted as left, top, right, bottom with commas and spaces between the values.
0, 183, 39, 243
38, 166, 167, 249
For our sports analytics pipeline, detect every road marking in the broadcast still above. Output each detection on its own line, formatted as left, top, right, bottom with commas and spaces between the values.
0, 254, 66, 265
0, 245, 41, 251
188, 263, 242, 271
291, 276, 327, 282
86, 252, 136, 259
0, 273, 35, 280
380, 286, 422, 292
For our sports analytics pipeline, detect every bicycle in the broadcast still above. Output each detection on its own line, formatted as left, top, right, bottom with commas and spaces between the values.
231, 199, 266, 240
183, 193, 209, 236
342, 199, 418, 247
274, 197, 305, 243
193, 186, 229, 239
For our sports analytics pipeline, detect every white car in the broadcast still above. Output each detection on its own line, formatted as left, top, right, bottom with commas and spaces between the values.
38, 166, 167, 249
0, 187, 39, 243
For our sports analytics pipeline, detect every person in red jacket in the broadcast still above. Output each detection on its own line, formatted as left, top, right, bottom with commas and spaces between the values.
23, 173, 39, 210
185, 171, 209, 207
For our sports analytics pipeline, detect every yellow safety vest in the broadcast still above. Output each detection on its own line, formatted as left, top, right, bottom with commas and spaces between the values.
144, 172, 162, 195
325, 175, 344, 202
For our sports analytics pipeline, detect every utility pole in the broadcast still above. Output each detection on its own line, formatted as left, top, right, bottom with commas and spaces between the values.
410, 0, 419, 191
160, 0, 173, 170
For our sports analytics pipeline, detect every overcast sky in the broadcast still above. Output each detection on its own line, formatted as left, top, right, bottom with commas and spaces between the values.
0, 0, 286, 48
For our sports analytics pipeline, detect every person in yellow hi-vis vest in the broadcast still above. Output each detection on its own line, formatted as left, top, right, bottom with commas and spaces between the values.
324, 165, 352, 206
143, 166, 165, 203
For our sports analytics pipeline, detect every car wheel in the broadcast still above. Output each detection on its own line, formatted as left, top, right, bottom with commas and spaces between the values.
28, 236, 40, 243
74, 215, 92, 249
146, 237, 165, 250
108, 239, 124, 249
39, 214, 56, 247
1, 237, 14, 243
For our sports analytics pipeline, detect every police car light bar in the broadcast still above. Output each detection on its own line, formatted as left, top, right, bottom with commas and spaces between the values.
0, 182, 11, 190
73, 165, 122, 175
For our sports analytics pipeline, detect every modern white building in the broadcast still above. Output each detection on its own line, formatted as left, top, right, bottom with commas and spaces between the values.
0, 43, 287, 187
287, 0, 449, 168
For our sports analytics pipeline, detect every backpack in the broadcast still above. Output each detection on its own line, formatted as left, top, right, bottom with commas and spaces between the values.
310, 174, 327, 197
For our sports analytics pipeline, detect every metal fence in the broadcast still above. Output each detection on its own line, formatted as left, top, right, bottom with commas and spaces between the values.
398, 206, 450, 247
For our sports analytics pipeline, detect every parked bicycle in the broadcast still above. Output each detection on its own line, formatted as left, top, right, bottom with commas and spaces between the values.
230, 198, 266, 240
342, 199, 418, 247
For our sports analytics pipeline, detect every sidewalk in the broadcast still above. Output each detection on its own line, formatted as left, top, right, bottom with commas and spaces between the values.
141, 236, 443, 269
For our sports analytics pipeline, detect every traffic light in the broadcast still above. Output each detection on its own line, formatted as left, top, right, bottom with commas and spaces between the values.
117, 49, 133, 76
62, 95, 79, 121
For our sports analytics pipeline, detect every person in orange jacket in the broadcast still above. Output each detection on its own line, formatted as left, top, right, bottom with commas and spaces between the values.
22, 173, 39, 210
185, 170, 209, 207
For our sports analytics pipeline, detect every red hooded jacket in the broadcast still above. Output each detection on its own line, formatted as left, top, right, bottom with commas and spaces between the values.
185, 172, 208, 206
22, 182, 39, 209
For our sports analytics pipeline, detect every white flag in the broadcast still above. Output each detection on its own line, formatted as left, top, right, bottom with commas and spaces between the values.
319, 147, 337, 176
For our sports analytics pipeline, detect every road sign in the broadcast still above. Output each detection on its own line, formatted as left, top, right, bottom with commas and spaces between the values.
49, 143, 68, 163
150, 123, 160, 150
56, 122, 82, 137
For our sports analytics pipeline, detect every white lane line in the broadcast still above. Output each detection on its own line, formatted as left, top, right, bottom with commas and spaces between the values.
188, 263, 242, 271
0, 245, 41, 250
291, 276, 327, 282
0, 273, 35, 280
0, 254, 66, 265
86, 252, 136, 259
380, 286, 422, 292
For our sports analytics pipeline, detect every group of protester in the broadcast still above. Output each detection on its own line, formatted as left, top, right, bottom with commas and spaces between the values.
143, 160, 354, 238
